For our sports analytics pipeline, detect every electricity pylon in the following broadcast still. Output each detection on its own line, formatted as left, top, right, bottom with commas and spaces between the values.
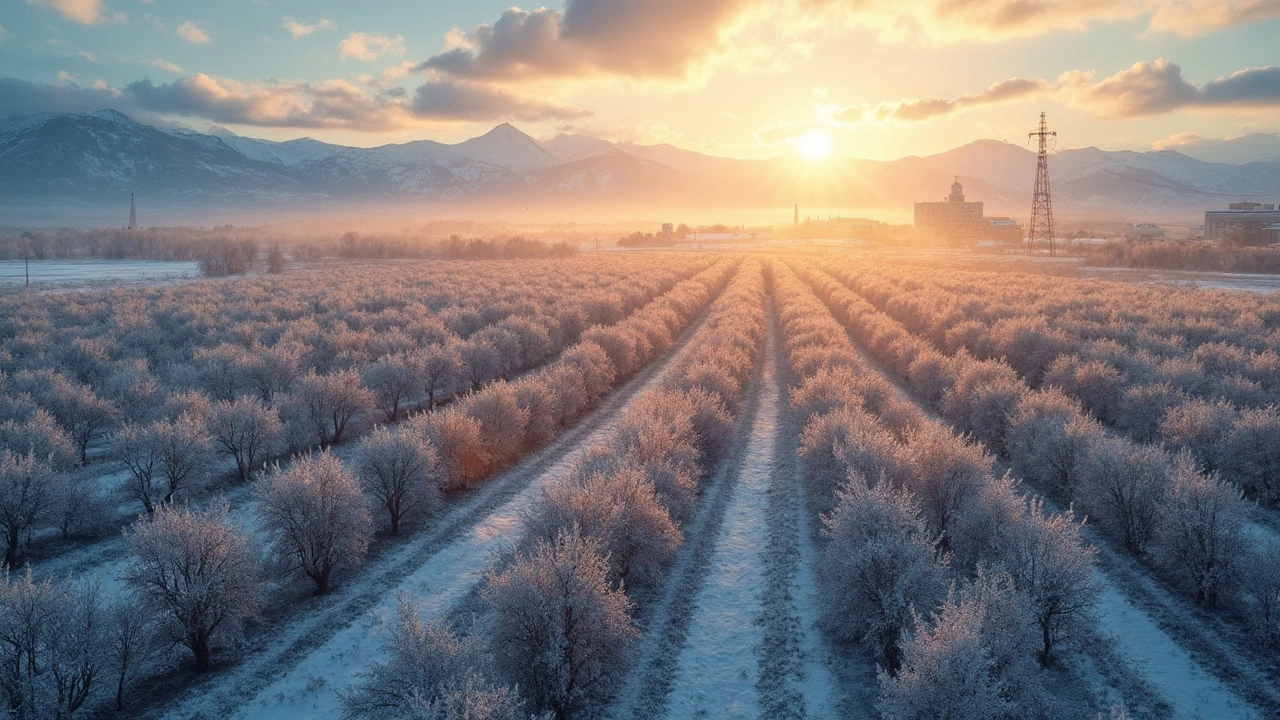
1027, 112, 1056, 256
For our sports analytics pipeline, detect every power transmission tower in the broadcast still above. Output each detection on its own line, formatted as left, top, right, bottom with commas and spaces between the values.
1027, 112, 1056, 256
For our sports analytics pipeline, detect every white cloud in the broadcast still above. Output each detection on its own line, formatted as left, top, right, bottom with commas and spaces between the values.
79, 50, 98, 63
339, 32, 405, 61
283, 17, 335, 39
144, 57, 182, 73
26, 0, 105, 25
176, 20, 210, 45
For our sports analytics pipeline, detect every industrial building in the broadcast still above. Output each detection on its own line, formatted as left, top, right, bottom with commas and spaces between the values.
915, 179, 1023, 247
1205, 202, 1280, 244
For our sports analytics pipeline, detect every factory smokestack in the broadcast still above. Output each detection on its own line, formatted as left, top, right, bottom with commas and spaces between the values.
128, 192, 137, 230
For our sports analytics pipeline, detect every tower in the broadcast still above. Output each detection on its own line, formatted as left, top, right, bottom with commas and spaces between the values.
794, 204, 799, 226
128, 192, 137, 230
1027, 112, 1056, 255
949, 177, 965, 202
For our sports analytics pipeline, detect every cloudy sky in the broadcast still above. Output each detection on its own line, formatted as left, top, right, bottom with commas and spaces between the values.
2, 0, 1279, 159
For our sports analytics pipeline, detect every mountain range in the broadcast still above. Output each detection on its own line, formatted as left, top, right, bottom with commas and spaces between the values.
3, 109, 1280, 225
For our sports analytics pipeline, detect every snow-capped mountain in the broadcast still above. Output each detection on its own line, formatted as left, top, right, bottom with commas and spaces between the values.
2, 109, 1279, 221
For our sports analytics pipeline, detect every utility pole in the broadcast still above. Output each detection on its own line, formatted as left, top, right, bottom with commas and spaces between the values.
1027, 112, 1057, 256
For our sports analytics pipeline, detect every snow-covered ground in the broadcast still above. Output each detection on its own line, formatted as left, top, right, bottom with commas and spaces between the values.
0, 259, 199, 288
663, 313, 838, 720
152, 307, 711, 720
1092, 574, 1260, 720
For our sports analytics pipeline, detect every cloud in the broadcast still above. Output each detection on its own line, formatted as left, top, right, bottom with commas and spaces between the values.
1062, 59, 1280, 117
176, 21, 210, 45
0, 74, 588, 130
411, 80, 588, 121
419, 0, 758, 81
26, 0, 105, 25
143, 57, 182, 74
828, 76, 1048, 125
1147, 0, 1280, 36
0, 77, 122, 116
339, 32, 405, 61
283, 17, 335, 39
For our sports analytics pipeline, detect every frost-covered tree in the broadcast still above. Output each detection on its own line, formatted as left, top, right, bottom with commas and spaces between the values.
113, 415, 214, 513
342, 596, 538, 720
1078, 438, 1168, 553
899, 424, 990, 548
484, 528, 637, 718
105, 599, 152, 711
461, 382, 529, 466
0, 572, 103, 720
879, 572, 1033, 720
414, 344, 462, 412
0, 451, 55, 569
47, 381, 118, 464
1240, 540, 1280, 647
364, 353, 419, 422
523, 464, 681, 590
998, 499, 1098, 664
123, 503, 260, 671
258, 452, 371, 593
819, 479, 948, 670
1151, 457, 1246, 607
0, 409, 78, 472
460, 340, 502, 392
292, 370, 374, 446
356, 427, 442, 536
416, 413, 491, 491
210, 396, 283, 482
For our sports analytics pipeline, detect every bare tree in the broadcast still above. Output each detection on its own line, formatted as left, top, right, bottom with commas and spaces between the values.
257, 452, 371, 593
209, 396, 282, 481
459, 340, 501, 392
355, 427, 442, 536
123, 503, 261, 671
484, 528, 637, 718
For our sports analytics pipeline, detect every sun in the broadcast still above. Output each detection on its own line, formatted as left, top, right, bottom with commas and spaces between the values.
795, 130, 833, 161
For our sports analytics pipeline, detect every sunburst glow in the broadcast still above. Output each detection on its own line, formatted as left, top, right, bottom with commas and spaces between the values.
796, 130, 833, 161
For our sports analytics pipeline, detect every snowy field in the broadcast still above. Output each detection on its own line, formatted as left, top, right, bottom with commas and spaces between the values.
0, 259, 199, 288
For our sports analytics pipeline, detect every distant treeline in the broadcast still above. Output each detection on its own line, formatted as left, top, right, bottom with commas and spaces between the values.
0, 227, 579, 275
1085, 240, 1280, 274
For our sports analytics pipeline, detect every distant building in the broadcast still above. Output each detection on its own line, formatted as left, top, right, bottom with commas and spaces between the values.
915, 179, 1022, 247
1126, 223, 1166, 241
660, 223, 674, 239
1205, 204, 1280, 243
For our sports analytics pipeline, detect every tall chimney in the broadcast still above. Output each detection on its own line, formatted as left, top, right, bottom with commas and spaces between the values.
128, 192, 137, 230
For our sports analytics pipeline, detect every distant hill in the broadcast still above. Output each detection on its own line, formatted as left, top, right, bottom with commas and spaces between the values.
3, 109, 1279, 223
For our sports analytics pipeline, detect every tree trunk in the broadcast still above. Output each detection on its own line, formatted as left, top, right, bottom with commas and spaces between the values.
191, 635, 211, 671
1039, 617, 1053, 666
4, 527, 19, 569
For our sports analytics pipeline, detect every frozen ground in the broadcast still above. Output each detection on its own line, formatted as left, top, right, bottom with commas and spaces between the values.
1092, 574, 1260, 720
0, 259, 199, 288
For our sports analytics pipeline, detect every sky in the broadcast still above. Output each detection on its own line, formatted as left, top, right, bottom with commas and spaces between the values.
1, 0, 1279, 160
